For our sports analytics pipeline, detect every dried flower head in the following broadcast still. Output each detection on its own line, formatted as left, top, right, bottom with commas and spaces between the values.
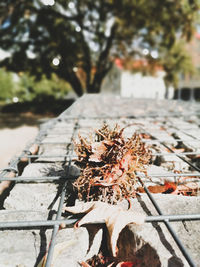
73, 124, 151, 204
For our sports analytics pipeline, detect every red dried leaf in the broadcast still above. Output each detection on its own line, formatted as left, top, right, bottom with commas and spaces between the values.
117, 261, 137, 267
163, 181, 177, 193
137, 181, 177, 194
146, 185, 166, 194
80, 261, 92, 267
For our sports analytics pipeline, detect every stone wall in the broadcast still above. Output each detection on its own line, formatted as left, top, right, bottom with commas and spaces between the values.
0, 95, 200, 266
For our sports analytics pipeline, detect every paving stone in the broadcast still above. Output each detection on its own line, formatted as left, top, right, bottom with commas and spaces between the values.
0, 228, 93, 267
4, 163, 64, 218
37, 144, 68, 162
4, 183, 59, 216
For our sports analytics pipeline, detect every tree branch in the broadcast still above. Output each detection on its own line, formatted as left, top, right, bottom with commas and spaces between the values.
76, 1, 92, 90
89, 23, 117, 92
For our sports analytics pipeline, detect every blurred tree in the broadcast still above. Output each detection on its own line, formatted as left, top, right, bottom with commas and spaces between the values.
0, 0, 199, 96
159, 41, 195, 98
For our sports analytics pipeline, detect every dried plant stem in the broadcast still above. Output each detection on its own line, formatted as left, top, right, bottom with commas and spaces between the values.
73, 124, 151, 204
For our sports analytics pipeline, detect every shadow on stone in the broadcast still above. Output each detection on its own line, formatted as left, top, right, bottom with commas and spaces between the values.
168, 256, 184, 267
136, 195, 184, 265
117, 225, 161, 266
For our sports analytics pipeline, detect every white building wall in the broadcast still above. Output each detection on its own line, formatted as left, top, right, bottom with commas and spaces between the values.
121, 70, 173, 99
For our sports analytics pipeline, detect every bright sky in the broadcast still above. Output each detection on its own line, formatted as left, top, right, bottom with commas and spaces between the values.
0, 49, 10, 60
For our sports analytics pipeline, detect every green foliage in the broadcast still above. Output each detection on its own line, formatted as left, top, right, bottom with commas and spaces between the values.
0, 68, 71, 103
16, 73, 71, 102
0, 68, 16, 101
0, 0, 199, 95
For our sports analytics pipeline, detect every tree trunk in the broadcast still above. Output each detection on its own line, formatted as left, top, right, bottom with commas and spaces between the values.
87, 82, 101, 94
69, 77, 84, 97
59, 68, 84, 97
164, 79, 170, 99
165, 85, 169, 99
87, 66, 112, 94
86, 24, 117, 94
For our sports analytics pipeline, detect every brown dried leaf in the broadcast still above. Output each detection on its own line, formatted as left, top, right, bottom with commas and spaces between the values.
64, 201, 96, 214
106, 209, 145, 257
64, 201, 145, 257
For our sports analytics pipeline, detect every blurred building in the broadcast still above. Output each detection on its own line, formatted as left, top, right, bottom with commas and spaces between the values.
120, 70, 173, 99
102, 59, 174, 99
